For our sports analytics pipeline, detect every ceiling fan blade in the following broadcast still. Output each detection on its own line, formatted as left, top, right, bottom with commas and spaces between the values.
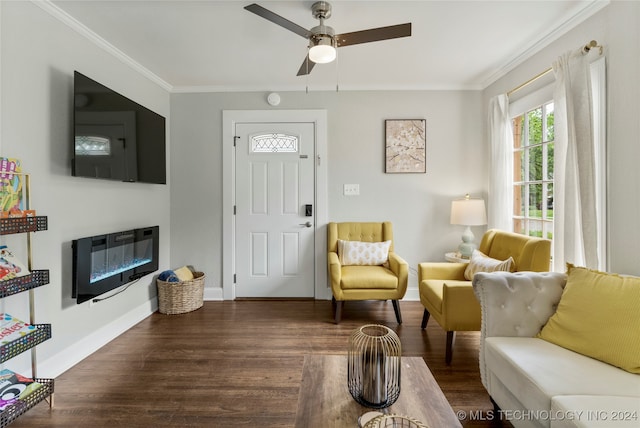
296, 55, 316, 76
244, 3, 312, 39
336, 23, 411, 47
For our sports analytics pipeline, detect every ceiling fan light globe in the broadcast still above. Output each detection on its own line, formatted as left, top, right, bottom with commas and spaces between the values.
309, 44, 336, 64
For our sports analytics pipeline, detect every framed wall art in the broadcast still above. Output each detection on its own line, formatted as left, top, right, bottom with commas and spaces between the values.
385, 119, 426, 173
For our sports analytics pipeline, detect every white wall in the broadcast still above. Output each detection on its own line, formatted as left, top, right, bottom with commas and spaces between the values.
170, 90, 485, 299
483, 1, 640, 275
0, 1, 171, 377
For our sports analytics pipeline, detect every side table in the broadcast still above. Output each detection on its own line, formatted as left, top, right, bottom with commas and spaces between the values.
444, 252, 470, 263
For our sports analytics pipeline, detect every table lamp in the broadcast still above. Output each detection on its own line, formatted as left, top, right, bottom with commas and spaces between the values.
450, 194, 487, 259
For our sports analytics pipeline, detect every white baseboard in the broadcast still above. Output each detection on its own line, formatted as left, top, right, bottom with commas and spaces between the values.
403, 287, 420, 301
204, 286, 223, 300
203, 286, 418, 301
38, 298, 158, 378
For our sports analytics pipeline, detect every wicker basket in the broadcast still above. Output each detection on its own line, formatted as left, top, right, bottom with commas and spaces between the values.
157, 271, 205, 314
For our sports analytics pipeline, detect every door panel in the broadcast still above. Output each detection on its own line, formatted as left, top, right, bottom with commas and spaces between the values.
235, 122, 315, 298
250, 162, 268, 214
250, 232, 268, 277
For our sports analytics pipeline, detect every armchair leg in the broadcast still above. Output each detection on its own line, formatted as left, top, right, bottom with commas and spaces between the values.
445, 331, 456, 365
333, 298, 343, 324
391, 300, 402, 324
421, 309, 430, 329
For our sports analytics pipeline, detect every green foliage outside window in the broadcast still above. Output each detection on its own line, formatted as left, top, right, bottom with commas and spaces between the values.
513, 102, 554, 241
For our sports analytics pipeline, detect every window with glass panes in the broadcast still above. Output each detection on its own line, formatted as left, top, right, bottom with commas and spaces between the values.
512, 101, 554, 242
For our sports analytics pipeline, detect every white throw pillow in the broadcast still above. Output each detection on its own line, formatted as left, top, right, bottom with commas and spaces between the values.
464, 249, 514, 280
337, 240, 391, 266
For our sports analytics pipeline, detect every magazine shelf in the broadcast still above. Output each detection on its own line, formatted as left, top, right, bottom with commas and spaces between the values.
0, 270, 49, 299
0, 216, 48, 235
0, 172, 54, 425
0, 324, 51, 363
0, 378, 54, 428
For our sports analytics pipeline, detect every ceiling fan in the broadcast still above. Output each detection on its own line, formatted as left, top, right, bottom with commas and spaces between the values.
244, 1, 412, 76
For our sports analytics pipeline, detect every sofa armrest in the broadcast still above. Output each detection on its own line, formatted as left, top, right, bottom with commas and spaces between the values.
471, 271, 566, 390
472, 271, 567, 338
418, 262, 467, 283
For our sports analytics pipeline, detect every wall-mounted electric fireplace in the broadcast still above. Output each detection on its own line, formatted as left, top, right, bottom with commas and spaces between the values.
72, 226, 159, 304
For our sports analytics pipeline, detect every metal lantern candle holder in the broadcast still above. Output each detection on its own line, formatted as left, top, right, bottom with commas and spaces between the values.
348, 324, 401, 409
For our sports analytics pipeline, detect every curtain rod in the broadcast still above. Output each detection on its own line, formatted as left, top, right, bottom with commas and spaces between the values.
507, 40, 602, 97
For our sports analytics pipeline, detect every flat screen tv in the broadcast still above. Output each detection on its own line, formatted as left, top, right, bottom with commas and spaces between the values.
72, 226, 159, 304
72, 71, 166, 184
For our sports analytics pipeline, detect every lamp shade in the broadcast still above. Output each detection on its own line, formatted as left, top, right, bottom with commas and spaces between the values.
450, 196, 487, 226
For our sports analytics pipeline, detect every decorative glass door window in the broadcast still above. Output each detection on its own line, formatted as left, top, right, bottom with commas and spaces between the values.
250, 133, 298, 153
75, 135, 111, 156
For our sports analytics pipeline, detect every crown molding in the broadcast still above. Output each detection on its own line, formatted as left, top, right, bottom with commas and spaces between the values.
31, 0, 173, 92
480, 0, 610, 89
171, 83, 483, 94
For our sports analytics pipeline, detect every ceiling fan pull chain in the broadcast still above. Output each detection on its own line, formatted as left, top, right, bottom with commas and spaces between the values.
306, 49, 310, 94
335, 51, 339, 92
304, 51, 310, 94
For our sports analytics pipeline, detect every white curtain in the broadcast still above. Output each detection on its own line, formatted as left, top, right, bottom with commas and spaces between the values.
488, 94, 513, 231
552, 49, 599, 270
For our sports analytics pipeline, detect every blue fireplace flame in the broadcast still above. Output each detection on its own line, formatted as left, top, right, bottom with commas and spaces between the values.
90, 257, 152, 283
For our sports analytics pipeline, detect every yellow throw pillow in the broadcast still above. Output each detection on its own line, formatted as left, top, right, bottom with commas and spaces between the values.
174, 266, 194, 281
537, 266, 640, 374
337, 240, 391, 266
463, 250, 514, 280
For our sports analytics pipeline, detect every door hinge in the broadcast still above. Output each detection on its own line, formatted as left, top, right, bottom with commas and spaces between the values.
233, 136, 240, 147
233, 274, 236, 283
233, 205, 236, 215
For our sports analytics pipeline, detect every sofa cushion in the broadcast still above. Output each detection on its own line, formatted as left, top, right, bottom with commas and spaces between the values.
340, 265, 398, 289
485, 337, 640, 419
537, 266, 640, 374
464, 250, 514, 280
337, 239, 391, 266
551, 395, 640, 428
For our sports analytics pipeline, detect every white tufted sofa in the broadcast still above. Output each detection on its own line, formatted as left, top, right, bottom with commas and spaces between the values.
472, 271, 640, 428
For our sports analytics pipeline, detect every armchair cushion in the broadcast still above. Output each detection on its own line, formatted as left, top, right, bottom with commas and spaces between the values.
537, 265, 640, 374
337, 239, 391, 266
463, 250, 514, 280
341, 265, 398, 289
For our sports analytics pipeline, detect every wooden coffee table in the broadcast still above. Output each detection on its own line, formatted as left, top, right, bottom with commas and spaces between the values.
295, 354, 462, 427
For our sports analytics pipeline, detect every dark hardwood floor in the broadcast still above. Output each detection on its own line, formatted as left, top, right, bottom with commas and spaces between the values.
13, 300, 511, 427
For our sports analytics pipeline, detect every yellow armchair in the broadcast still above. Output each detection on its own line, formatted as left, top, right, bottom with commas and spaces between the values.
419, 229, 550, 364
328, 222, 408, 324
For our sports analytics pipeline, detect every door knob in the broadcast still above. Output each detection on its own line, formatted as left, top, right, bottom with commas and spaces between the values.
299, 221, 313, 228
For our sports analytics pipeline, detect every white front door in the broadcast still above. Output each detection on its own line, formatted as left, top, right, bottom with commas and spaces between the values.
234, 122, 316, 298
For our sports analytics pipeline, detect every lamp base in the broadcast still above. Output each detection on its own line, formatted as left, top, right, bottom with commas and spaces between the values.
458, 226, 476, 259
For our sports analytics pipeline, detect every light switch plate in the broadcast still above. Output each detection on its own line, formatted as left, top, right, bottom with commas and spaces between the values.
343, 184, 360, 196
